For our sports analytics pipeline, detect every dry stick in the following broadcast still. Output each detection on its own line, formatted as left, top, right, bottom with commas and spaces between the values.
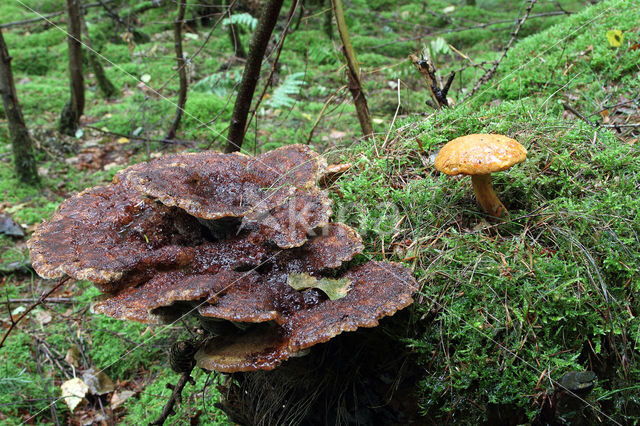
225, 0, 246, 59
0, 277, 70, 349
466, 0, 537, 99
331, 0, 373, 139
0, 28, 39, 184
225, 0, 285, 153
306, 85, 347, 145
0, 0, 116, 29
59, 0, 85, 136
408, 54, 454, 109
148, 367, 196, 426
165, 0, 187, 140
5, 298, 73, 304
244, 0, 300, 136
84, 125, 197, 145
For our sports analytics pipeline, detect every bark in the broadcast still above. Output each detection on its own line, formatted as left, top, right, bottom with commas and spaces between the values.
0, 29, 39, 184
165, 0, 188, 140
80, 11, 118, 99
59, 0, 85, 136
225, 0, 284, 153
331, 0, 372, 138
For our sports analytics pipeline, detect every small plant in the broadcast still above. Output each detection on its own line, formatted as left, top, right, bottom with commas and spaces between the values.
265, 72, 306, 109
221, 12, 258, 32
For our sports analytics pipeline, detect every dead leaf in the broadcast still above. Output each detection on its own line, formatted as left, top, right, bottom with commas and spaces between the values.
33, 310, 52, 326
0, 213, 25, 237
288, 273, 352, 300
61, 377, 89, 412
82, 368, 115, 395
65, 345, 83, 367
110, 390, 136, 410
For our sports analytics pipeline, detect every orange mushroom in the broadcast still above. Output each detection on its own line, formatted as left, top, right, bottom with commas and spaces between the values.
434, 134, 527, 217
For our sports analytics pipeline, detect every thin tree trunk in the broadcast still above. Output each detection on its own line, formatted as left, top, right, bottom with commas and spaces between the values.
226, 0, 246, 58
225, 0, 284, 153
330, 0, 372, 139
59, 0, 85, 136
0, 29, 39, 184
80, 11, 118, 99
166, 0, 188, 140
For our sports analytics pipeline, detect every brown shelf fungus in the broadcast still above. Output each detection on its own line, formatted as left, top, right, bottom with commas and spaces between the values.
29, 144, 418, 376
434, 133, 527, 217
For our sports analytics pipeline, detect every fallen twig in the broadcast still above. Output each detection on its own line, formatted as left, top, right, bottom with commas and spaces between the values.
4, 297, 73, 304
409, 54, 454, 109
0, 277, 70, 349
149, 369, 195, 425
84, 125, 197, 146
0, 1, 116, 29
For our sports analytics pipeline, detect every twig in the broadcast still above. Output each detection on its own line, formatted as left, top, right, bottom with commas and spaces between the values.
561, 101, 597, 128
84, 125, 197, 145
466, 0, 538, 99
148, 369, 196, 425
3, 297, 73, 304
0, 277, 70, 349
0, 1, 115, 29
165, 0, 188, 140
34, 339, 60, 426
602, 123, 640, 129
409, 54, 454, 109
306, 85, 347, 144
331, 0, 373, 138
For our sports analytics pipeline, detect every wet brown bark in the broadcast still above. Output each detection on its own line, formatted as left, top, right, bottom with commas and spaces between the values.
0, 29, 39, 184
331, 0, 372, 139
59, 0, 85, 136
166, 0, 188, 140
225, 0, 284, 153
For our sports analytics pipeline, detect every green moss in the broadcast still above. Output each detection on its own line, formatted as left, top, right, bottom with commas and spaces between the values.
334, 100, 640, 423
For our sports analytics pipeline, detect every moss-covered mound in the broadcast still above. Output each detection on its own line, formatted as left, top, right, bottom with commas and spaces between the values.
333, 100, 639, 424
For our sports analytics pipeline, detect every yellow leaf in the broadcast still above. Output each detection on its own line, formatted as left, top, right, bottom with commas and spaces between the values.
61, 377, 89, 412
116, 137, 130, 144
606, 30, 623, 47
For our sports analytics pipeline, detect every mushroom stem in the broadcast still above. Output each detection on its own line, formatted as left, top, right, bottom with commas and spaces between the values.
470, 174, 507, 217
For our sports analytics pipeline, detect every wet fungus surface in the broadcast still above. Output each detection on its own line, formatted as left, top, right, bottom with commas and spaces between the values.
29, 145, 418, 373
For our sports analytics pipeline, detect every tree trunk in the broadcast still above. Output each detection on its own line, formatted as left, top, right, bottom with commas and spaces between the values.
80, 10, 118, 99
165, 0, 188, 140
0, 29, 39, 184
225, 0, 284, 153
59, 0, 85, 136
331, 0, 372, 139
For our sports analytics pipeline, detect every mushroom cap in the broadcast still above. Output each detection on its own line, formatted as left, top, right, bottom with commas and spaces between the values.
114, 144, 327, 221
27, 183, 204, 290
434, 134, 527, 176
91, 223, 364, 325
195, 261, 418, 372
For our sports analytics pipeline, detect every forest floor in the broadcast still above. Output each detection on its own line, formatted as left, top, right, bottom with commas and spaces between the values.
1, 0, 639, 424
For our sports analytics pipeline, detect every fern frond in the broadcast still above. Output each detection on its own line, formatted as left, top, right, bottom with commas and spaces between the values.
266, 72, 306, 109
222, 13, 258, 31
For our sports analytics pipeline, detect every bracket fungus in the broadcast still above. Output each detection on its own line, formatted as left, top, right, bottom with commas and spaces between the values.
28, 145, 418, 373
434, 134, 527, 217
